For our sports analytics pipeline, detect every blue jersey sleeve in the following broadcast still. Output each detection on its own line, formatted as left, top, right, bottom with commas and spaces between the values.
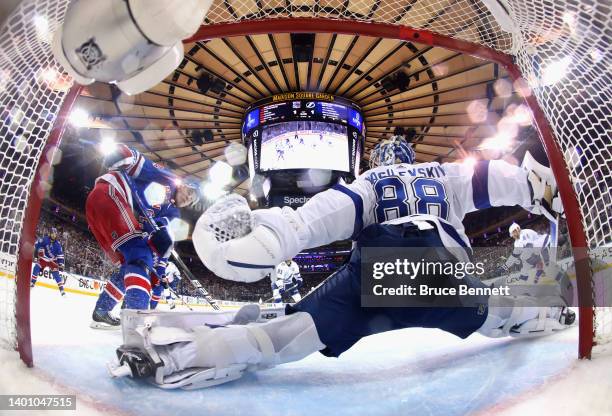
155, 204, 180, 227
107, 144, 176, 187
34, 237, 45, 256
53, 241, 65, 267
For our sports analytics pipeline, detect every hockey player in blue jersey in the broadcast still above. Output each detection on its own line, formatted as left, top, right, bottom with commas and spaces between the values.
87, 144, 199, 328
109, 137, 573, 389
31, 227, 66, 296
275, 144, 285, 161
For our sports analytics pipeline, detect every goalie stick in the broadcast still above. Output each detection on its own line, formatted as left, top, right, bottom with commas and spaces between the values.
264, 281, 302, 303
120, 172, 220, 310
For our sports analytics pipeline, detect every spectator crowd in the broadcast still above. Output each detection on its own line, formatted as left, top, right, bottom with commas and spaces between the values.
35, 199, 572, 303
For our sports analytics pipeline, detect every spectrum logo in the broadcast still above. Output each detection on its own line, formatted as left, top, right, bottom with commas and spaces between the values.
283, 196, 311, 206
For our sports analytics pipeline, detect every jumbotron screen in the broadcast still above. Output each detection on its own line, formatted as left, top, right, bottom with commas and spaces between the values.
260, 121, 349, 171
243, 94, 364, 175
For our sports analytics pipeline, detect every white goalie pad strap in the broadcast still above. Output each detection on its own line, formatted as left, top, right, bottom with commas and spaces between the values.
192, 325, 265, 369
246, 325, 277, 367
150, 326, 195, 345
509, 308, 572, 338
535, 308, 548, 332
158, 364, 247, 390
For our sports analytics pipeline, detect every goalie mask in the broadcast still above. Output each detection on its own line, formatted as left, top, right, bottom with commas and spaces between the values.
369, 135, 416, 169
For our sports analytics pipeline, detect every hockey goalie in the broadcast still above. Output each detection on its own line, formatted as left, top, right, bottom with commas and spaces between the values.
109, 140, 573, 389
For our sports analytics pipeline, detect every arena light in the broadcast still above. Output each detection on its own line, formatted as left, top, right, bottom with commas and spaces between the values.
590, 48, 603, 63
467, 100, 488, 123
69, 108, 90, 128
33, 15, 50, 43
201, 182, 227, 201
168, 218, 190, 241
209, 161, 233, 186
507, 104, 533, 127
98, 135, 116, 155
541, 56, 572, 86
143, 182, 167, 206
462, 156, 477, 168
493, 78, 513, 98
0, 69, 9, 94
40, 67, 58, 84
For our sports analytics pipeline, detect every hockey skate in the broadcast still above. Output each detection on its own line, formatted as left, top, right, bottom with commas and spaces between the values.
90, 309, 121, 330
107, 304, 266, 389
509, 306, 575, 338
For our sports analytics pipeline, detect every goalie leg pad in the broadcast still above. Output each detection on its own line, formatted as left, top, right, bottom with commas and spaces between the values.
478, 295, 574, 338
120, 307, 254, 338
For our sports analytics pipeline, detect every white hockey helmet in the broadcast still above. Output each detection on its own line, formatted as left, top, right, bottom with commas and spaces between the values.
52, 0, 212, 95
509, 222, 521, 236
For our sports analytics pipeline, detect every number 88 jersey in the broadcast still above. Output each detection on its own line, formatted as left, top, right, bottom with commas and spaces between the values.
279, 160, 534, 255
358, 161, 532, 247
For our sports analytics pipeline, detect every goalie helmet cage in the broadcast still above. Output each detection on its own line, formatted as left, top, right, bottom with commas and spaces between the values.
0, 0, 609, 367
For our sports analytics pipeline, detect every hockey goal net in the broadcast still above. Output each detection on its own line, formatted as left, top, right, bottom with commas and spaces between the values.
0, 0, 609, 366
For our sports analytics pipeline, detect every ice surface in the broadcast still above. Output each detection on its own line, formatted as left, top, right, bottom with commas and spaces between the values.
1, 285, 611, 416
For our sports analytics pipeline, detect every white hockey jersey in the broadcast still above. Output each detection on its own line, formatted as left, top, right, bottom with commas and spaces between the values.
255, 160, 534, 262
165, 262, 182, 284
506, 229, 550, 269
274, 261, 301, 287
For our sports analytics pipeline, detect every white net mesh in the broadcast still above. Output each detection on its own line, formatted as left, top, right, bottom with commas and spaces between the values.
0, 0, 72, 350
0, 0, 609, 356
505, 0, 611, 347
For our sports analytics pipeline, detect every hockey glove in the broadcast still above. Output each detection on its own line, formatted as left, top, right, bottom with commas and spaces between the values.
522, 152, 563, 219
149, 227, 173, 260
193, 194, 285, 282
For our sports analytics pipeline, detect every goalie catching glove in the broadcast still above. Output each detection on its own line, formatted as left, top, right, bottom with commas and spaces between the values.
192, 194, 301, 282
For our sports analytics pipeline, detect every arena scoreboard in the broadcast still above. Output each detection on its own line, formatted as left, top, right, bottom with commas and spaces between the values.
243, 93, 364, 177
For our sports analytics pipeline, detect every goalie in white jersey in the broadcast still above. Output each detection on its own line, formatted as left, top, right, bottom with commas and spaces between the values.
271, 260, 303, 303
109, 138, 575, 389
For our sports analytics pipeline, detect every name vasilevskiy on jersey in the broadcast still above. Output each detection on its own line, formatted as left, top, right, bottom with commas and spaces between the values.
364, 166, 446, 184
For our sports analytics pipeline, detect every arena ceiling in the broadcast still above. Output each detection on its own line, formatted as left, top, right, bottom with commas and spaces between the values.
71, 30, 536, 197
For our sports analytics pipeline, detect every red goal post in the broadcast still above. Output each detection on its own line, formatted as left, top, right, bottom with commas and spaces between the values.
0, 0, 609, 367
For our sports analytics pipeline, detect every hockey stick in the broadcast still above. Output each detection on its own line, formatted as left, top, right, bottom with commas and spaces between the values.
120, 172, 220, 310
265, 281, 302, 303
